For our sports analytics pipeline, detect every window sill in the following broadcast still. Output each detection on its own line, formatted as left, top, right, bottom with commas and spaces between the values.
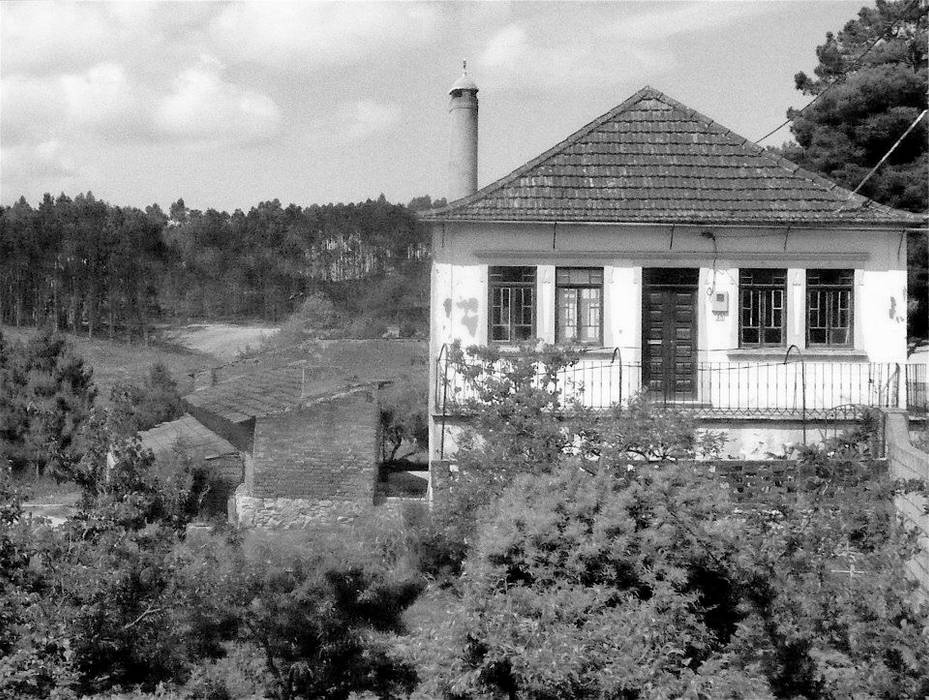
726, 348, 869, 362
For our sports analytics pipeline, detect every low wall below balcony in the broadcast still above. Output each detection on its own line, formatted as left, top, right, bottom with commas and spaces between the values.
430, 412, 861, 462
701, 418, 861, 459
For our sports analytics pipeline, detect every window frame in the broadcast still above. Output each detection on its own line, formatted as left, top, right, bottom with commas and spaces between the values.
555, 267, 604, 346
488, 266, 536, 344
806, 269, 854, 348
738, 268, 787, 348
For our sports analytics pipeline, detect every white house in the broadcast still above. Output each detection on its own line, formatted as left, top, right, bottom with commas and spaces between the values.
421, 70, 924, 460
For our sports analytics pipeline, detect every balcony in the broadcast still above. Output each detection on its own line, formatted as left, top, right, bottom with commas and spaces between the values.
435, 347, 926, 420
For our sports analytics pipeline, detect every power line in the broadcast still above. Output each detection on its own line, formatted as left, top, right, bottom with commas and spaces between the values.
847, 107, 928, 198
755, 0, 924, 144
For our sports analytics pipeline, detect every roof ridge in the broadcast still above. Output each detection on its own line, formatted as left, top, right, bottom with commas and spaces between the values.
426, 86, 659, 215
421, 85, 924, 225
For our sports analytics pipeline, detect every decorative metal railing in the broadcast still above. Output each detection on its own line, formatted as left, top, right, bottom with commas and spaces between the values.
907, 362, 928, 415
434, 346, 919, 420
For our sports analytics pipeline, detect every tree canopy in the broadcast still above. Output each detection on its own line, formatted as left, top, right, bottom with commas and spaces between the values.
783, 0, 927, 212
776, 0, 928, 341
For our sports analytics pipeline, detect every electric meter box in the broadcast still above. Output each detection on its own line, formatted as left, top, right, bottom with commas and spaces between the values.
711, 290, 729, 313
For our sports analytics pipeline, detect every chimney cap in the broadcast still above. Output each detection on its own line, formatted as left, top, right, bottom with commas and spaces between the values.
449, 60, 478, 94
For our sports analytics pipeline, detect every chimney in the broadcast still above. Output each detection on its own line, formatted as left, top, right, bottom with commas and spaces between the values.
447, 60, 478, 202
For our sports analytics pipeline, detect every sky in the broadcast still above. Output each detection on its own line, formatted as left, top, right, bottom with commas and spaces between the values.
1, 0, 869, 213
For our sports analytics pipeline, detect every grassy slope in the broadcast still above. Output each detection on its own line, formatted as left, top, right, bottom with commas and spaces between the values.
1, 325, 217, 404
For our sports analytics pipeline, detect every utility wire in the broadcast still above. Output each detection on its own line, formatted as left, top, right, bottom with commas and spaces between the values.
847, 108, 928, 197
755, 0, 924, 144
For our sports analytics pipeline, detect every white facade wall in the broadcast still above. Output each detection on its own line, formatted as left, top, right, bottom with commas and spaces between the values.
427, 221, 909, 461
431, 222, 907, 360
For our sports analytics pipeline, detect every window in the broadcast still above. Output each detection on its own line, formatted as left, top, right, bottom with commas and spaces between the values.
807, 269, 853, 346
489, 266, 535, 342
739, 269, 786, 347
556, 267, 603, 345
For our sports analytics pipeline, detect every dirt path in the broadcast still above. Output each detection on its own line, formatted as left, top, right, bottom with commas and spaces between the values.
162, 323, 279, 361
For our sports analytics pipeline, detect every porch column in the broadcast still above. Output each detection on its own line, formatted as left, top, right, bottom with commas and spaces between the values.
786, 268, 805, 350
607, 266, 640, 360
537, 265, 555, 344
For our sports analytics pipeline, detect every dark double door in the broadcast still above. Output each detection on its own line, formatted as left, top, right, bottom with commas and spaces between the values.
642, 269, 698, 400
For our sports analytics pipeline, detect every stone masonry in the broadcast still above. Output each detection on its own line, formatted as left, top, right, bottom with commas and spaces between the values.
234, 386, 382, 528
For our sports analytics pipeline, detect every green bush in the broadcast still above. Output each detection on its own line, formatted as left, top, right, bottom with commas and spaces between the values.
435, 449, 929, 698
109, 362, 185, 436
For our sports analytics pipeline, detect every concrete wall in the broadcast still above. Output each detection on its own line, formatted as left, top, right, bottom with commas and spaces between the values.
885, 410, 929, 599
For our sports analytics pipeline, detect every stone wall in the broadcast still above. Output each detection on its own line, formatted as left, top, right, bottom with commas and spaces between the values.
249, 388, 379, 500
884, 410, 929, 598
234, 488, 373, 529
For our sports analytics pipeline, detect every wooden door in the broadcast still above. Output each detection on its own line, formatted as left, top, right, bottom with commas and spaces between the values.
643, 271, 697, 400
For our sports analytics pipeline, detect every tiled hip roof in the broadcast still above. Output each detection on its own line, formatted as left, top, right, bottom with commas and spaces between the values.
422, 87, 924, 227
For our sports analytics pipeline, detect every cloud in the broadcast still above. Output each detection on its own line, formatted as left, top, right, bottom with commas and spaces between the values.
337, 100, 402, 141
611, 1, 773, 42
155, 59, 282, 143
208, 3, 439, 71
480, 24, 528, 71
476, 22, 673, 92
474, 2, 776, 92
60, 63, 146, 136
2, 139, 78, 180
3, 62, 154, 145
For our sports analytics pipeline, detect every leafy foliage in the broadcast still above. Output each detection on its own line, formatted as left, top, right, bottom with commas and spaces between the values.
0, 327, 96, 476
108, 362, 185, 437
441, 453, 929, 698
0, 193, 432, 335
776, 0, 928, 338
0, 416, 426, 699
380, 374, 429, 462
169, 530, 423, 700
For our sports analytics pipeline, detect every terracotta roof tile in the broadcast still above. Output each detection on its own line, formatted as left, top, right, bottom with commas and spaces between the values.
422, 87, 923, 226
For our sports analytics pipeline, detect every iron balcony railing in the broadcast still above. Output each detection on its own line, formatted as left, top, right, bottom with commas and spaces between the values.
907, 362, 928, 415
435, 348, 920, 420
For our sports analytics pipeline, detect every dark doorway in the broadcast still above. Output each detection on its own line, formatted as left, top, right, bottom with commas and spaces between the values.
642, 268, 698, 400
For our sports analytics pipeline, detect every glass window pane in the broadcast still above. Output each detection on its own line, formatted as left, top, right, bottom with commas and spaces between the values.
557, 288, 577, 342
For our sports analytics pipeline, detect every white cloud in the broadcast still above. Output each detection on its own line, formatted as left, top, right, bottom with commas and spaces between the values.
60, 63, 140, 131
2, 139, 77, 180
337, 100, 402, 141
155, 60, 282, 143
207, 2, 439, 70
476, 22, 673, 92
479, 24, 528, 70
612, 2, 772, 42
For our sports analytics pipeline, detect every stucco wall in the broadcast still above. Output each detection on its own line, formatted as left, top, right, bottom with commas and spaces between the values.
430, 222, 907, 364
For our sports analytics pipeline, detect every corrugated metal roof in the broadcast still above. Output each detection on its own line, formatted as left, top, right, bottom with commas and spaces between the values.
183, 363, 379, 423
139, 414, 237, 462
422, 87, 923, 226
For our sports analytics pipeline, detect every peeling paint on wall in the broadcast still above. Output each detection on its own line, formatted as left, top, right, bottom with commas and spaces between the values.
443, 298, 452, 317
458, 298, 479, 337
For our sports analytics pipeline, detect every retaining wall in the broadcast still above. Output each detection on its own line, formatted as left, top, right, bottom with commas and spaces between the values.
884, 410, 929, 597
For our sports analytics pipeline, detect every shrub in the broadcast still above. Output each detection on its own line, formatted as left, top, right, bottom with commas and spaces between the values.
169, 528, 424, 700
379, 374, 428, 462
441, 464, 768, 698
109, 363, 185, 436
0, 327, 96, 477
436, 449, 929, 698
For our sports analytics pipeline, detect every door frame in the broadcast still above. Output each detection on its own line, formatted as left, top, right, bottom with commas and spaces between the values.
641, 268, 699, 400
